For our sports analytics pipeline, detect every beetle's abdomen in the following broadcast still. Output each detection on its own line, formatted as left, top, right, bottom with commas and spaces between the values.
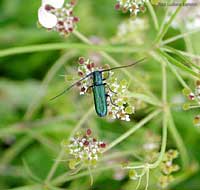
92, 71, 107, 117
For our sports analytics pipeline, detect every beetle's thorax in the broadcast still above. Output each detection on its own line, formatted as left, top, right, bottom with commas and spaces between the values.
93, 71, 103, 85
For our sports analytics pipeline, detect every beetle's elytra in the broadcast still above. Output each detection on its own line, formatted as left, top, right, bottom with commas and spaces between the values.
92, 71, 107, 117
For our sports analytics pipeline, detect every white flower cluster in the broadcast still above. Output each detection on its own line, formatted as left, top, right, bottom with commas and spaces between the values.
77, 57, 135, 121
118, 18, 147, 36
183, 81, 200, 126
64, 129, 106, 166
112, 18, 148, 45
38, 0, 79, 36
185, 81, 200, 103
170, 0, 200, 30
115, 0, 148, 17
77, 57, 96, 95
188, 88, 200, 102
106, 78, 135, 121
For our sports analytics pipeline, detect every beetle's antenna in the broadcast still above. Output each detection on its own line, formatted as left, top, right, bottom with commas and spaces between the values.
50, 73, 92, 101
101, 58, 146, 72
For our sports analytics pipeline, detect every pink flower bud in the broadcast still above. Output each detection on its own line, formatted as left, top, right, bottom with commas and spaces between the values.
188, 93, 195, 100
100, 143, 106, 148
86, 129, 92, 136
78, 57, 85, 64
115, 3, 120, 10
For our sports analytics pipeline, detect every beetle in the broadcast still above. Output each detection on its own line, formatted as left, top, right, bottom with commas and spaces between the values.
51, 58, 146, 117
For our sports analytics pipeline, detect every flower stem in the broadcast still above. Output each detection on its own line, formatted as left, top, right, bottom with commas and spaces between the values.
155, 0, 187, 44
158, 49, 200, 79
162, 46, 200, 70
151, 51, 190, 89
45, 106, 94, 184
24, 51, 77, 120
167, 61, 190, 89
45, 149, 65, 184
146, 1, 159, 31
103, 109, 161, 153
51, 164, 120, 186
149, 62, 168, 169
161, 27, 200, 45
0, 43, 143, 58
168, 112, 189, 169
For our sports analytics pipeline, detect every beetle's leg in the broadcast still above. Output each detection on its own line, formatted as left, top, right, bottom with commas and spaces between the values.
106, 84, 117, 94
103, 82, 117, 95
88, 85, 94, 89
106, 94, 118, 107
86, 84, 94, 93
100, 82, 117, 94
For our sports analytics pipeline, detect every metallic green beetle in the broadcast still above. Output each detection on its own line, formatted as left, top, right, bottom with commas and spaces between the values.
92, 71, 107, 117
51, 58, 145, 117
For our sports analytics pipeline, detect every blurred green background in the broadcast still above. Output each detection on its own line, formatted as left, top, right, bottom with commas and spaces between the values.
0, 0, 200, 189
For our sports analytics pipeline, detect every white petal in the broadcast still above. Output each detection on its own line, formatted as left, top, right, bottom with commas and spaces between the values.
38, 7, 57, 28
42, 0, 64, 8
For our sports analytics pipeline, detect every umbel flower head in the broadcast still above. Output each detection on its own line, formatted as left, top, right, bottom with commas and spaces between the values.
76, 57, 135, 121
111, 18, 148, 45
158, 149, 180, 188
170, 0, 200, 30
61, 129, 106, 169
115, 0, 147, 18
183, 81, 200, 126
38, 0, 79, 36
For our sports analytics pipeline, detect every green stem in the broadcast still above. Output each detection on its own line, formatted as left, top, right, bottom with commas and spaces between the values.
155, 0, 172, 43
168, 112, 189, 169
176, 50, 200, 60
145, 168, 150, 190
27, 129, 59, 154
161, 27, 200, 45
127, 92, 162, 106
149, 63, 168, 169
51, 164, 120, 186
0, 114, 75, 137
102, 150, 143, 162
24, 51, 76, 120
73, 30, 92, 44
162, 61, 167, 103
69, 106, 94, 139
0, 43, 143, 58
162, 46, 200, 70
153, 50, 190, 89
155, 0, 187, 44
45, 149, 65, 184
45, 106, 94, 184
0, 137, 33, 168
167, 60, 190, 89
103, 109, 161, 153
146, 1, 159, 31
8, 184, 43, 190
158, 49, 200, 79
180, 26, 194, 54
148, 108, 167, 169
